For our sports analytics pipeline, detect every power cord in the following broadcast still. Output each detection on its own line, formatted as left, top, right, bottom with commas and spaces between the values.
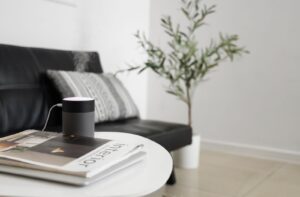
42, 103, 62, 132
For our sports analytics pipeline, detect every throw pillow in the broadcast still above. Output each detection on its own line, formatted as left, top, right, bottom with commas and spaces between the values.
47, 70, 139, 123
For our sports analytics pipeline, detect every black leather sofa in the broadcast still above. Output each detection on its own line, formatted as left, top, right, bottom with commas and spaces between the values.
0, 43, 192, 184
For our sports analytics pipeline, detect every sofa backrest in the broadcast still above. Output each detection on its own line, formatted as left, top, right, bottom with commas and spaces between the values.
0, 43, 102, 136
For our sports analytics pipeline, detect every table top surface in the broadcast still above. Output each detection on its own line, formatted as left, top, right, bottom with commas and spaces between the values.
0, 132, 173, 197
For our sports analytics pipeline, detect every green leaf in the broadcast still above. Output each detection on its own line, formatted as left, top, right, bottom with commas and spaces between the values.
166, 90, 179, 96
181, 8, 190, 19
138, 67, 148, 74
187, 1, 192, 9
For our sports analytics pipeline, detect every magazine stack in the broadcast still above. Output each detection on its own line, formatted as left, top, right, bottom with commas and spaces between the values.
0, 130, 146, 186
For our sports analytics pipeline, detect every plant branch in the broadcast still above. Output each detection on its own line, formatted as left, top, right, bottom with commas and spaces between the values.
118, 0, 248, 126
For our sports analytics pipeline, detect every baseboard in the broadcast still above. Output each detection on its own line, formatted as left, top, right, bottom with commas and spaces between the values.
201, 139, 300, 164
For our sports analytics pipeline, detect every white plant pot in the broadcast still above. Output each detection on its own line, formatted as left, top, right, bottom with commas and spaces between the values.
173, 133, 201, 169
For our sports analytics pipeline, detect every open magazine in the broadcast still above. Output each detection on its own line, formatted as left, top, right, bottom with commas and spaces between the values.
0, 130, 146, 185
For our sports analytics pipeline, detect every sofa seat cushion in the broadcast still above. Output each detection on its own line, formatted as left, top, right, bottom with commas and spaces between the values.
95, 119, 192, 151
46, 118, 192, 151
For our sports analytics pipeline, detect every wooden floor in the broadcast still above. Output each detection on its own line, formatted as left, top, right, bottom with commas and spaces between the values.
147, 150, 300, 197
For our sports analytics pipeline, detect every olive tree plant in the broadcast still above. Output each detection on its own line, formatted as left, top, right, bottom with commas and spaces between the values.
126, 0, 248, 127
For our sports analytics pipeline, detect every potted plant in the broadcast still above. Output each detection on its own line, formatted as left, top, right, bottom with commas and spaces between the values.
126, 0, 248, 168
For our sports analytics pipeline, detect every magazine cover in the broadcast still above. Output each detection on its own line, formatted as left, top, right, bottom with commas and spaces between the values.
0, 130, 109, 166
0, 130, 144, 177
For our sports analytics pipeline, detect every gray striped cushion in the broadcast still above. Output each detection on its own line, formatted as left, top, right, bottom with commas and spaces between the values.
47, 70, 139, 123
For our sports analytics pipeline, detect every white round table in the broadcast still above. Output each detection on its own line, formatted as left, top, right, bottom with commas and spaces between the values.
0, 132, 173, 197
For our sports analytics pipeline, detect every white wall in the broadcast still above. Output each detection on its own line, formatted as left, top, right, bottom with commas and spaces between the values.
0, 0, 81, 50
80, 0, 151, 118
147, 0, 300, 154
0, 0, 150, 118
